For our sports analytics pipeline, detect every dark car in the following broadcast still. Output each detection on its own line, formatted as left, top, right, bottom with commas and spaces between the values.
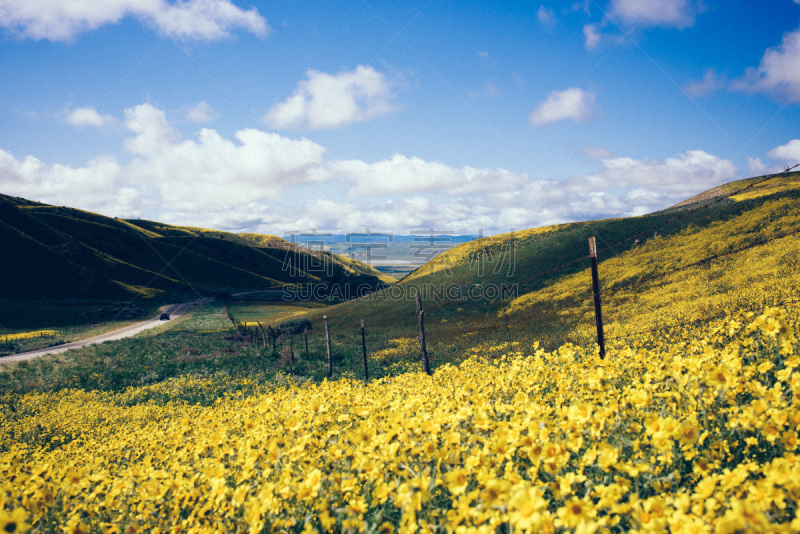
159, 313, 170, 320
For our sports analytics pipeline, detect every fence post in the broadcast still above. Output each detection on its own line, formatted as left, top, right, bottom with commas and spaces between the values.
361, 319, 369, 382
324, 316, 333, 378
304, 327, 310, 360
416, 293, 431, 375
257, 322, 266, 348
290, 335, 294, 365
588, 237, 606, 359
503, 312, 512, 345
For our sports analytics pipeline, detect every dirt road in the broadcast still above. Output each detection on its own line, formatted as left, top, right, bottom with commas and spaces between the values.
0, 300, 206, 365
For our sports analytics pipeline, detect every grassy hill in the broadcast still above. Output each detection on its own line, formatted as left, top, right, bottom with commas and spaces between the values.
262, 170, 800, 369
0, 194, 389, 305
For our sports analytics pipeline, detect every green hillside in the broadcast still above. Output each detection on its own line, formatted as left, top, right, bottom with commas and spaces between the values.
269, 170, 800, 366
0, 194, 388, 303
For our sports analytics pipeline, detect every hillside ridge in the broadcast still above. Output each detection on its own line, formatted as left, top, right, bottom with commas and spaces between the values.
0, 194, 388, 302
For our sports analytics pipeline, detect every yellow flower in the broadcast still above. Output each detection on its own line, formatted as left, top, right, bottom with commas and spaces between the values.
678, 422, 700, 447
444, 468, 470, 496
782, 431, 798, 450
62, 514, 89, 534
298, 468, 323, 500
481, 478, 511, 509
0, 508, 30, 534
508, 485, 548, 532
760, 317, 781, 337
706, 366, 729, 388
555, 497, 596, 529
597, 443, 618, 470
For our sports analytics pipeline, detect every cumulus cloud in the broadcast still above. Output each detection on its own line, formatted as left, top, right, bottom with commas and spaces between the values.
529, 87, 596, 125
0, 102, 328, 221
583, 0, 700, 49
0, 148, 140, 217
732, 26, 800, 102
747, 139, 800, 176
121, 103, 328, 210
537, 5, 556, 26
65, 106, 114, 129
684, 69, 727, 98
0, 101, 745, 235
329, 154, 528, 196
494, 149, 739, 224
264, 65, 399, 131
283, 149, 738, 233
583, 23, 602, 49
609, 0, 697, 29
0, 0, 269, 42
186, 101, 218, 123
123, 104, 180, 156
767, 139, 800, 165
592, 150, 738, 198
66, 107, 114, 128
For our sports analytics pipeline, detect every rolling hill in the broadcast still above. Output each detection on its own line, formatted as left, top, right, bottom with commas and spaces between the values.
280, 170, 800, 358
0, 194, 390, 302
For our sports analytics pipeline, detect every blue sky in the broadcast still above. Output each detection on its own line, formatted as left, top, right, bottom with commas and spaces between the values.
1, 0, 799, 236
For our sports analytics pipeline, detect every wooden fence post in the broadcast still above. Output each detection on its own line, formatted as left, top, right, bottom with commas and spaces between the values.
257, 322, 266, 348
304, 327, 310, 360
324, 316, 333, 378
361, 319, 369, 382
290, 335, 294, 365
588, 237, 606, 359
416, 293, 431, 375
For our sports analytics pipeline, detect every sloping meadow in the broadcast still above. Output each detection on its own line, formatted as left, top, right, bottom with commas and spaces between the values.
1, 303, 798, 533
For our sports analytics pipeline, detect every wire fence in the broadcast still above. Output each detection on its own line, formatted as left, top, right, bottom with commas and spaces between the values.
227, 168, 800, 379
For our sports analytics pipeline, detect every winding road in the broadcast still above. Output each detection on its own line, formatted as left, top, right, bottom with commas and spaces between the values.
0, 300, 207, 365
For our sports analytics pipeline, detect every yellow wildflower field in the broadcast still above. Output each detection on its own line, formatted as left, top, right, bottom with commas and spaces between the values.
1, 305, 799, 533
2, 330, 58, 342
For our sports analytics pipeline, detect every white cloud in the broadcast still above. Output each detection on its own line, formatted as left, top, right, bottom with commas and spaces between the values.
732, 26, 800, 102
295, 150, 738, 232
329, 154, 528, 196
186, 101, 218, 123
767, 139, 800, 165
0, 102, 328, 221
0, 148, 140, 217
529, 87, 596, 125
684, 69, 726, 98
0, 101, 746, 235
0, 0, 269, 42
583, 23, 601, 49
609, 0, 697, 29
595, 150, 738, 197
583, 0, 699, 50
747, 140, 800, 175
123, 103, 179, 156
537, 5, 556, 26
121, 104, 328, 210
264, 65, 399, 131
65, 106, 114, 129
747, 157, 775, 175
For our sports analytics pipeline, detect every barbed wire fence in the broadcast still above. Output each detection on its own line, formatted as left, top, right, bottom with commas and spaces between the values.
227, 167, 800, 379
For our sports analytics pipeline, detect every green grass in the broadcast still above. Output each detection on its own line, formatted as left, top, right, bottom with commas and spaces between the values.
0, 299, 166, 356
0, 302, 262, 395
1, 193, 387, 302
2, 172, 799, 398
231, 172, 800, 376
